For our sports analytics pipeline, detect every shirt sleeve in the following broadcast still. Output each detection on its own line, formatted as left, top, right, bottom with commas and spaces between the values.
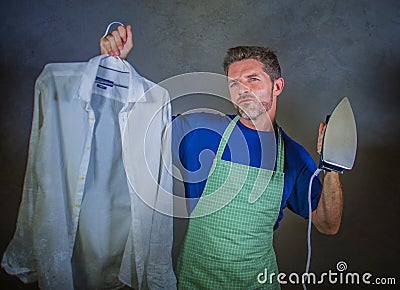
146, 89, 177, 289
1, 77, 44, 283
286, 148, 322, 219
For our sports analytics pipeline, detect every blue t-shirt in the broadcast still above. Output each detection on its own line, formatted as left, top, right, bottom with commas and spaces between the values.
172, 112, 322, 230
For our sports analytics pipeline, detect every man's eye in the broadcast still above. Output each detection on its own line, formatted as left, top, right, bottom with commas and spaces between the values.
229, 82, 238, 88
250, 77, 259, 81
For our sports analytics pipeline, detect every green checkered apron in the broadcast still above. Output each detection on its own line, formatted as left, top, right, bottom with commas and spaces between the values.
176, 115, 285, 289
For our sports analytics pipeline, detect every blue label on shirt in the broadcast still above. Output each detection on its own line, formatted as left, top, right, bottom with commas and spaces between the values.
96, 84, 107, 90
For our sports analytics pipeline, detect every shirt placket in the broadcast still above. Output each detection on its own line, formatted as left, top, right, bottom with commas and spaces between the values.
119, 102, 134, 169
69, 102, 95, 252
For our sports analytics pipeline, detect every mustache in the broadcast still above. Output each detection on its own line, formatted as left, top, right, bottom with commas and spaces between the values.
236, 94, 258, 103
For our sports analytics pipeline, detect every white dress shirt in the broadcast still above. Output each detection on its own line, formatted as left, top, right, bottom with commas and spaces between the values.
1, 55, 176, 290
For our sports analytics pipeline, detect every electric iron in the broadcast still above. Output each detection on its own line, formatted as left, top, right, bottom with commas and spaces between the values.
319, 97, 357, 173
304, 97, 358, 290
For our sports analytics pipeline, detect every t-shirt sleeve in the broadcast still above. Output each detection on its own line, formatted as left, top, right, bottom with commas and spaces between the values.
286, 148, 322, 219
172, 114, 198, 168
171, 113, 227, 212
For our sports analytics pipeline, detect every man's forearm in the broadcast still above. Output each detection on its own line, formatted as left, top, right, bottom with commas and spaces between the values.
312, 171, 343, 235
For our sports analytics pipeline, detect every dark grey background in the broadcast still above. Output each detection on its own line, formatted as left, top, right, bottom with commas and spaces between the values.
1, 0, 399, 289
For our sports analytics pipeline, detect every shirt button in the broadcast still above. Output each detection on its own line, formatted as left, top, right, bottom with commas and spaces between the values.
79, 176, 85, 181
86, 146, 91, 150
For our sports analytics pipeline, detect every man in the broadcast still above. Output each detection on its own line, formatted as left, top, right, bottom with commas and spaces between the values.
100, 25, 342, 289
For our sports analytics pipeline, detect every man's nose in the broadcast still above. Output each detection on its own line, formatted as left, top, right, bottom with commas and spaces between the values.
238, 82, 250, 94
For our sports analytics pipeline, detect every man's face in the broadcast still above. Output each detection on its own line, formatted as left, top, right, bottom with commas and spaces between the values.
227, 59, 275, 121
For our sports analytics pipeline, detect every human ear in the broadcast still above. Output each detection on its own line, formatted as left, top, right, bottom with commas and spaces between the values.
273, 77, 285, 96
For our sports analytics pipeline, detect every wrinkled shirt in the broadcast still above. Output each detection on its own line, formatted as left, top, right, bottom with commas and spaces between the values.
1, 55, 176, 290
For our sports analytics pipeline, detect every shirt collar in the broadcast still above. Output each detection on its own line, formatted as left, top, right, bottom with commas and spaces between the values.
76, 54, 147, 103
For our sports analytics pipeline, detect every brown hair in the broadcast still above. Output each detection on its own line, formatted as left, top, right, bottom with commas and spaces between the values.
223, 46, 281, 81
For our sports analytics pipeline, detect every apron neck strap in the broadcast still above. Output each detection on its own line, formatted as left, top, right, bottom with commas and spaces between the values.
214, 115, 240, 160
275, 126, 285, 173
215, 115, 285, 173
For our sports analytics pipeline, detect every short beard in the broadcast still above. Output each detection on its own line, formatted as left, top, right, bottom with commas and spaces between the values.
235, 90, 273, 121
236, 105, 264, 120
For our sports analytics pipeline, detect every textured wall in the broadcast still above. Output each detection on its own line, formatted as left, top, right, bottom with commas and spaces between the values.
1, 0, 399, 289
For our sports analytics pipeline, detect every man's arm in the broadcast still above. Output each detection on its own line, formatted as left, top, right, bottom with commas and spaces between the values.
312, 123, 343, 235
312, 171, 343, 235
